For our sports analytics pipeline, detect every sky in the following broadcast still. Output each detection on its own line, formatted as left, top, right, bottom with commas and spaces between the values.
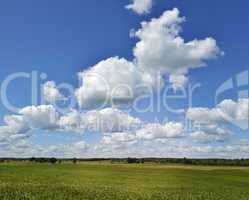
0, 0, 248, 158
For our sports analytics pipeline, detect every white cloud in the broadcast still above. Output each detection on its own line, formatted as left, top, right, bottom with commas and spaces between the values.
19, 105, 59, 130
190, 125, 229, 143
59, 110, 82, 133
75, 9, 221, 109
59, 107, 142, 133
0, 115, 30, 145
187, 98, 249, 126
69, 141, 89, 154
125, 0, 153, 15
133, 8, 221, 75
3, 115, 30, 134
0, 105, 60, 146
186, 107, 223, 124
190, 131, 225, 144
43, 81, 65, 103
83, 108, 142, 133
75, 57, 157, 109
186, 98, 249, 143
169, 74, 188, 91
102, 132, 137, 145
0, 105, 143, 150
1, 140, 89, 158
42, 141, 89, 158
136, 122, 184, 140
0, 8, 226, 157
218, 98, 249, 122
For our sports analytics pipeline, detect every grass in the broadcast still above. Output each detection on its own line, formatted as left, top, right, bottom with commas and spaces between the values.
0, 162, 249, 199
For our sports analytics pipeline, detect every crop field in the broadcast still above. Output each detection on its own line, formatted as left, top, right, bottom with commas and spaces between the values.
0, 162, 249, 200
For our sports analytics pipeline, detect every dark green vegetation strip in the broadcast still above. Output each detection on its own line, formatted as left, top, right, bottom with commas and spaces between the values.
0, 163, 249, 200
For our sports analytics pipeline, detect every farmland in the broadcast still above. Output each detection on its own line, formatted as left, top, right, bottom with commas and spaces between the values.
0, 162, 249, 200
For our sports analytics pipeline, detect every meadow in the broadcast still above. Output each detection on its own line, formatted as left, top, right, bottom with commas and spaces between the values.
0, 162, 249, 200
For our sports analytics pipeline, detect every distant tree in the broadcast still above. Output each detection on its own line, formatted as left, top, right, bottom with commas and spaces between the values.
127, 157, 137, 164
72, 158, 77, 164
29, 157, 36, 162
50, 157, 57, 164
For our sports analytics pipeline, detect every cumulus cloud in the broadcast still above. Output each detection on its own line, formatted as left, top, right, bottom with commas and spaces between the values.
83, 108, 142, 133
42, 81, 65, 103
133, 8, 221, 75
53, 141, 90, 157
75, 9, 221, 108
169, 74, 188, 91
218, 99, 249, 122
3, 115, 30, 134
59, 110, 82, 132
0, 8, 226, 157
190, 124, 230, 144
187, 98, 249, 143
19, 105, 59, 130
59, 107, 142, 133
187, 107, 223, 124
1, 140, 89, 158
75, 57, 158, 108
0, 105, 60, 146
0, 114, 30, 145
102, 132, 137, 145
125, 0, 153, 15
94, 121, 185, 153
136, 122, 184, 140
190, 131, 226, 144
0, 105, 144, 149
187, 98, 249, 126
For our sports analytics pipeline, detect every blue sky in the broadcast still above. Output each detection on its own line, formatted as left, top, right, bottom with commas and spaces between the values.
0, 0, 248, 158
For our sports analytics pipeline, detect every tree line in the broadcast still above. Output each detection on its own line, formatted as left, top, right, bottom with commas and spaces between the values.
1, 157, 249, 166
113, 157, 249, 166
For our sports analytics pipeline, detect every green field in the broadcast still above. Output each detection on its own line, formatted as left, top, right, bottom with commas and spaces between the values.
0, 162, 249, 200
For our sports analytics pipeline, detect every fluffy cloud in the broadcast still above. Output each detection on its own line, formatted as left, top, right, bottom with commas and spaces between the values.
3, 115, 30, 134
190, 124, 230, 144
75, 57, 157, 108
0, 105, 60, 146
83, 108, 142, 133
187, 98, 249, 143
187, 98, 249, 126
75, 9, 221, 108
59, 110, 82, 132
186, 107, 223, 124
0, 127, 12, 143
190, 131, 227, 144
218, 99, 249, 122
19, 105, 59, 130
102, 132, 137, 145
169, 74, 188, 91
0, 115, 30, 145
1, 140, 89, 158
43, 81, 65, 103
59, 107, 142, 133
133, 8, 221, 75
0, 8, 226, 157
0, 105, 143, 149
125, 0, 153, 15
136, 122, 184, 140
